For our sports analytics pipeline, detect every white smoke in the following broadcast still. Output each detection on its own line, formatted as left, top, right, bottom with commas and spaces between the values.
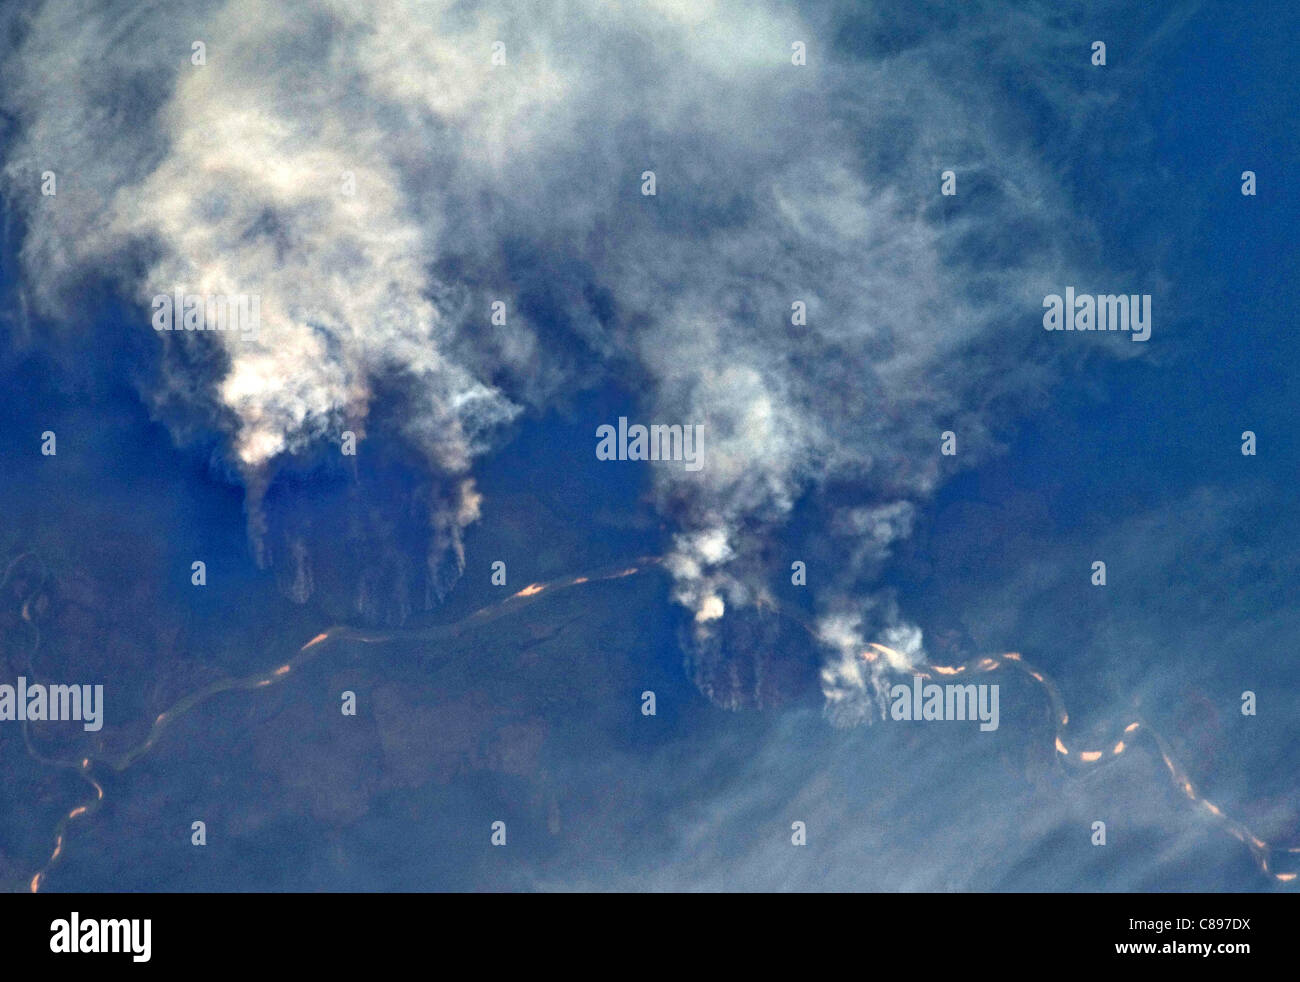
2, 0, 1117, 717
818, 610, 926, 728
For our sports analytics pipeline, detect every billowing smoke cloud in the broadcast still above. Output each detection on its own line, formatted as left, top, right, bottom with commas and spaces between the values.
2, 0, 1120, 715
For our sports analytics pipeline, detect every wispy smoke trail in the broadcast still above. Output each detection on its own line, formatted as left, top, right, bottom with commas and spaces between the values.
2, 0, 1134, 713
